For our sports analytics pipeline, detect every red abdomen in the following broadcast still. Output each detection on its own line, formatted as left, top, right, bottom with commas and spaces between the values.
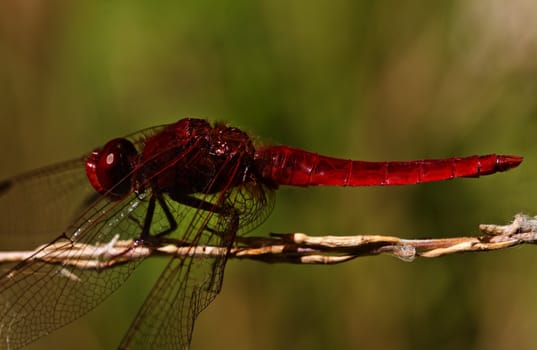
254, 146, 523, 186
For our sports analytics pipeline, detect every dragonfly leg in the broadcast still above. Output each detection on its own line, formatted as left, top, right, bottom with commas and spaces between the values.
140, 193, 230, 247
171, 193, 226, 214
140, 195, 179, 242
140, 195, 156, 239
171, 193, 232, 235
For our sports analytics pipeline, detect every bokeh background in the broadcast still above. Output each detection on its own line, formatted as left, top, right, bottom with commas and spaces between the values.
1, 1, 536, 349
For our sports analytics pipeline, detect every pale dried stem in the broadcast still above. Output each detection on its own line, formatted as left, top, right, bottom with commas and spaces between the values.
1, 214, 536, 269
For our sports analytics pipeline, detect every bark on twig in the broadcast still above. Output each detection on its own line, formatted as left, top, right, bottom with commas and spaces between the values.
1, 214, 535, 269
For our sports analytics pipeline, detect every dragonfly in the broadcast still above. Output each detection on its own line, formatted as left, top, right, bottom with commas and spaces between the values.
0, 118, 522, 349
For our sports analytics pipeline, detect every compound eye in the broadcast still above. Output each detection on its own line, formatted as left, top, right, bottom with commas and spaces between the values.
85, 138, 138, 199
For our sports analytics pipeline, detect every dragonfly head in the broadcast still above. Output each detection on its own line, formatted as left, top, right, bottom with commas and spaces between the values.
85, 138, 138, 199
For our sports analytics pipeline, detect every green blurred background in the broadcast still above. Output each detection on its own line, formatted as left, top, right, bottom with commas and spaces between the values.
1, 1, 536, 349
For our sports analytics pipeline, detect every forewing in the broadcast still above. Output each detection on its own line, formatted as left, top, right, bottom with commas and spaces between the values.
0, 158, 94, 253
0, 124, 175, 349
0, 189, 154, 350
0, 124, 168, 254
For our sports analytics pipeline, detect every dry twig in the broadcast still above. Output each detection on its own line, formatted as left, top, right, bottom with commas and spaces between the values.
0, 214, 535, 269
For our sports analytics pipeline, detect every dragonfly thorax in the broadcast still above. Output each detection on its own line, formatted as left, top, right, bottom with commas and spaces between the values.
138, 118, 258, 198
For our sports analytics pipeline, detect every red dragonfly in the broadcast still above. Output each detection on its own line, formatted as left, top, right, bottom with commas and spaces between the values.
0, 118, 522, 349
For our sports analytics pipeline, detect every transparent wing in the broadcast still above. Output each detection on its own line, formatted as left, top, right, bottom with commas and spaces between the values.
0, 130, 161, 350
118, 192, 231, 349
0, 186, 158, 350
0, 158, 93, 253
119, 160, 275, 349
0, 124, 167, 254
